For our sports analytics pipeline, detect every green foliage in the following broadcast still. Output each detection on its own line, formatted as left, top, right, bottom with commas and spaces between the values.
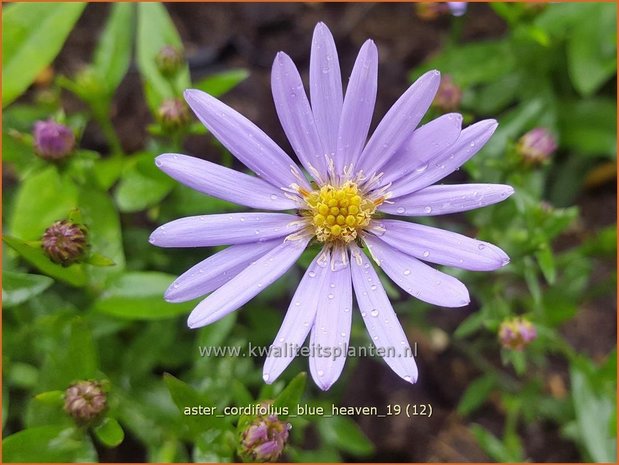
2, 2, 615, 463
2, 3, 86, 106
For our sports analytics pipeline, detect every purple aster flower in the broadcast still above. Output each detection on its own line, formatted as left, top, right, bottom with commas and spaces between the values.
150, 22, 513, 390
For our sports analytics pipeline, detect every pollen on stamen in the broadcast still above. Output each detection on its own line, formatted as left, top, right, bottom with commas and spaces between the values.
301, 181, 381, 243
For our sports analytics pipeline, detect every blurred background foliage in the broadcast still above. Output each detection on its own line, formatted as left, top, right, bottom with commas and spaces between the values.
2, 2, 616, 462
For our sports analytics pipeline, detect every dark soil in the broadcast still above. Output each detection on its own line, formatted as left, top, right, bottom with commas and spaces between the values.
39, 3, 616, 462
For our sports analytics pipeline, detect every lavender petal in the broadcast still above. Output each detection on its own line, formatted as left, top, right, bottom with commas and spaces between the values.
336, 39, 378, 174
376, 219, 511, 271
381, 183, 515, 216
364, 234, 470, 307
165, 240, 282, 303
357, 70, 441, 176
388, 119, 498, 198
187, 236, 310, 328
263, 251, 329, 384
379, 113, 462, 186
156, 154, 297, 210
149, 213, 301, 248
272, 52, 328, 178
184, 89, 309, 190
309, 255, 352, 390
310, 22, 343, 158
349, 243, 418, 383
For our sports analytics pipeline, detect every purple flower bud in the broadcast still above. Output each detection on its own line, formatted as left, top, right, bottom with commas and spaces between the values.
42, 220, 88, 266
239, 406, 290, 462
432, 75, 462, 112
33, 120, 75, 160
517, 128, 557, 164
156, 45, 184, 77
499, 317, 537, 351
447, 2, 468, 17
64, 380, 107, 425
158, 99, 190, 131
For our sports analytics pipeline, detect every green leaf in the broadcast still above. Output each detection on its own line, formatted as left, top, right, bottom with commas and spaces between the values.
93, 3, 135, 96
193, 69, 249, 97
454, 311, 485, 339
567, 3, 617, 97
85, 252, 116, 267
3, 236, 87, 287
571, 362, 617, 462
92, 272, 194, 320
272, 372, 307, 414
558, 98, 617, 158
317, 416, 374, 456
2, 270, 54, 308
412, 40, 516, 87
471, 424, 516, 462
115, 152, 175, 212
3, 425, 97, 462
163, 373, 228, 433
535, 245, 556, 285
457, 374, 496, 416
9, 166, 78, 240
34, 390, 65, 406
2, 3, 86, 106
94, 417, 125, 448
136, 3, 190, 112
197, 313, 237, 348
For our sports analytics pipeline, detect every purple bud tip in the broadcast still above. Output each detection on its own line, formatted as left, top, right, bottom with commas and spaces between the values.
517, 128, 557, 163
64, 380, 107, 425
33, 120, 75, 160
432, 75, 462, 112
498, 317, 537, 351
238, 402, 290, 462
155, 45, 184, 76
158, 99, 190, 131
42, 220, 88, 266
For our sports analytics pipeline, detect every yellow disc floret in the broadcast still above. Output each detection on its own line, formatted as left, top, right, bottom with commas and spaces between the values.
302, 181, 379, 243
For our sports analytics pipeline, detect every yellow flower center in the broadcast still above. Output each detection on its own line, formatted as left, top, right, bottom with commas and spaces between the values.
302, 181, 379, 243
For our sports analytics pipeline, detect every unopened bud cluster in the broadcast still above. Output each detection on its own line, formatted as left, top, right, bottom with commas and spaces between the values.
42, 220, 88, 266
64, 380, 107, 424
239, 406, 290, 462
498, 317, 537, 351
158, 99, 190, 131
517, 128, 557, 164
33, 120, 75, 161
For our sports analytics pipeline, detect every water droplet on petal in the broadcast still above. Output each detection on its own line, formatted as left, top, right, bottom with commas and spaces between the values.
423, 250, 430, 258
155, 159, 163, 167
424, 206, 432, 214
263, 374, 270, 382
317, 370, 324, 377
328, 293, 334, 300
403, 269, 411, 276
308, 271, 316, 278
478, 243, 486, 250
396, 206, 406, 214
370, 309, 379, 317
403, 375, 412, 382
370, 284, 377, 291
270, 194, 278, 200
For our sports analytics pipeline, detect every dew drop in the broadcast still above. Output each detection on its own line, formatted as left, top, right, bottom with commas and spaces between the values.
255, 230, 260, 235
328, 293, 334, 300
361, 311, 367, 317
317, 370, 324, 377
373, 335, 379, 341
415, 163, 429, 173
370, 309, 379, 317
263, 374, 270, 382
424, 206, 433, 214
155, 159, 163, 167
279, 337, 284, 343
396, 206, 406, 214
423, 250, 430, 258
478, 243, 486, 250
370, 284, 377, 291
173, 282, 180, 289
344, 307, 351, 312
308, 270, 316, 278
340, 332, 346, 337
240, 217, 245, 222
270, 194, 278, 200
295, 301, 301, 306
403, 375, 412, 382
403, 269, 411, 276
330, 283, 335, 288
364, 263, 370, 269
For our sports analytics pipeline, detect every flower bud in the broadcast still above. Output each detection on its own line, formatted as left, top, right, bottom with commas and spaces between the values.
42, 220, 88, 266
64, 380, 107, 425
415, 2, 448, 20
239, 408, 290, 462
155, 45, 184, 77
432, 75, 462, 112
447, 2, 468, 17
517, 128, 557, 164
499, 317, 537, 351
33, 120, 75, 161
158, 99, 190, 132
